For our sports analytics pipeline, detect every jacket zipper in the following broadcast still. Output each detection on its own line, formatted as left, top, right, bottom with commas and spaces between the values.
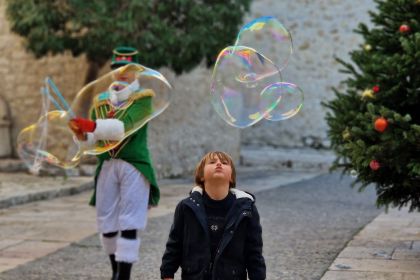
211, 207, 250, 279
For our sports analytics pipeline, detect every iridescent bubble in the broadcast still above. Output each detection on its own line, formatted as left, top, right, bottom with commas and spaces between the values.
18, 63, 172, 169
234, 16, 293, 70
17, 110, 81, 169
263, 82, 304, 121
210, 17, 303, 128
210, 46, 282, 128
72, 64, 172, 156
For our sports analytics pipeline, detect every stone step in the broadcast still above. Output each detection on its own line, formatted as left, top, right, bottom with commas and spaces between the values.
0, 158, 96, 176
0, 172, 93, 209
0, 159, 26, 173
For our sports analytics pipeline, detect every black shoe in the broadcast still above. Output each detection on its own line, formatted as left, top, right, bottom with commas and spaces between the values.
109, 254, 118, 280
117, 262, 132, 280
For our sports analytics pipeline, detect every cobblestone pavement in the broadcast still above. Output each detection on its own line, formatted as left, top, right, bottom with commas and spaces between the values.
0, 147, 329, 276
0, 172, 382, 279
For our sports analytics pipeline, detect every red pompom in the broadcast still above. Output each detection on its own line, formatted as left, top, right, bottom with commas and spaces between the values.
70, 117, 96, 133
399, 24, 410, 33
372, 85, 380, 93
374, 117, 388, 133
370, 160, 380, 171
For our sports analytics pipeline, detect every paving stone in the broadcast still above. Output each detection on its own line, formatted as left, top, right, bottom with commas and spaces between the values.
392, 248, 420, 261
0, 240, 69, 259
0, 257, 33, 273
337, 246, 393, 259
330, 258, 420, 274
348, 240, 413, 250
322, 271, 406, 280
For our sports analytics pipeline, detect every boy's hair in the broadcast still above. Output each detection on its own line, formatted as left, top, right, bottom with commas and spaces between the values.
194, 151, 236, 189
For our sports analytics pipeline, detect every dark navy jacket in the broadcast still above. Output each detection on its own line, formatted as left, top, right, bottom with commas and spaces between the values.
161, 187, 266, 280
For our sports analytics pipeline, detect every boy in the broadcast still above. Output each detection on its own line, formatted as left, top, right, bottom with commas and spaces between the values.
69, 46, 159, 280
160, 151, 266, 280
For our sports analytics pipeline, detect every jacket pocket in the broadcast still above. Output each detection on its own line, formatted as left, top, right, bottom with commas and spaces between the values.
181, 261, 205, 279
222, 261, 246, 280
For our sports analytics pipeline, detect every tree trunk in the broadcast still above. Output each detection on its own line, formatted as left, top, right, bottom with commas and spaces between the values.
84, 60, 106, 85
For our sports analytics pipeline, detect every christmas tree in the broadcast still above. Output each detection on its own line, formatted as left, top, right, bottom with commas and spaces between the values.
324, 0, 420, 211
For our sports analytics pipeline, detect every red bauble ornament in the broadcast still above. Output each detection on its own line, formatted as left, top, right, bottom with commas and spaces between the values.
370, 160, 380, 171
399, 24, 410, 33
374, 117, 388, 133
372, 85, 380, 93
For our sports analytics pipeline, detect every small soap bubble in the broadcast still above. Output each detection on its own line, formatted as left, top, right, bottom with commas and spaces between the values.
262, 82, 304, 121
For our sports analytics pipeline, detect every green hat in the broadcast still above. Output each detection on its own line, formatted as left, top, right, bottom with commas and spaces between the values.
111, 46, 139, 69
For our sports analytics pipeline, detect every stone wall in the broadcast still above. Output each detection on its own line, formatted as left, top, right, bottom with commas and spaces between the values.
241, 0, 376, 149
0, 0, 240, 178
0, 0, 88, 155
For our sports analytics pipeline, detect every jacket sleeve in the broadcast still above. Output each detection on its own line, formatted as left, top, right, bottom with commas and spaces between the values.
120, 96, 153, 132
245, 203, 266, 280
90, 95, 152, 132
160, 201, 184, 279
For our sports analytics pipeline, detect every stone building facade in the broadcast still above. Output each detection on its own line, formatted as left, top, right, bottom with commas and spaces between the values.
0, 0, 240, 178
241, 0, 375, 149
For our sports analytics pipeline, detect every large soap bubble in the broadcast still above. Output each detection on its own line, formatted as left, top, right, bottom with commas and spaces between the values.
210, 17, 303, 128
71, 64, 172, 154
211, 46, 282, 128
235, 16, 293, 71
17, 63, 172, 170
17, 110, 80, 170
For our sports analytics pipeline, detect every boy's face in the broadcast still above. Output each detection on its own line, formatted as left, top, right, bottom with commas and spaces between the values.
202, 155, 232, 186
116, 69, 136, 83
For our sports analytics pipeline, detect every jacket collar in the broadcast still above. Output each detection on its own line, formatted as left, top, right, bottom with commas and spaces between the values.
109, 79, 141, 105
191, 186, 255, 202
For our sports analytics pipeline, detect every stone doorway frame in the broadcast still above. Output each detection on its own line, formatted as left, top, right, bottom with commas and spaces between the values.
0, 95, 12, 158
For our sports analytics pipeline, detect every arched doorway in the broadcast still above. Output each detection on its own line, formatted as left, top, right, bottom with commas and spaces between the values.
0, 96, 12, 157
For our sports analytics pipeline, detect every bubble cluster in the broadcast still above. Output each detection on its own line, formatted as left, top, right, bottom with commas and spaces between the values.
211, 16, 303, 128
17, 64, 172, 170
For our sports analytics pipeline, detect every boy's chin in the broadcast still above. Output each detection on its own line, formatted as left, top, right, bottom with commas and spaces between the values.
208, 176, 230, 185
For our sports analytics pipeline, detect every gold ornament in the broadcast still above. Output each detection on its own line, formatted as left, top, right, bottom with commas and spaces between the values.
342, 128, 351, 140
362, 89, 375, 99
364, 44, 372, 51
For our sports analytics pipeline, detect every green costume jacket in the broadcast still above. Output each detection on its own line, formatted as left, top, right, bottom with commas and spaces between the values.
88, 89, 159, 207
